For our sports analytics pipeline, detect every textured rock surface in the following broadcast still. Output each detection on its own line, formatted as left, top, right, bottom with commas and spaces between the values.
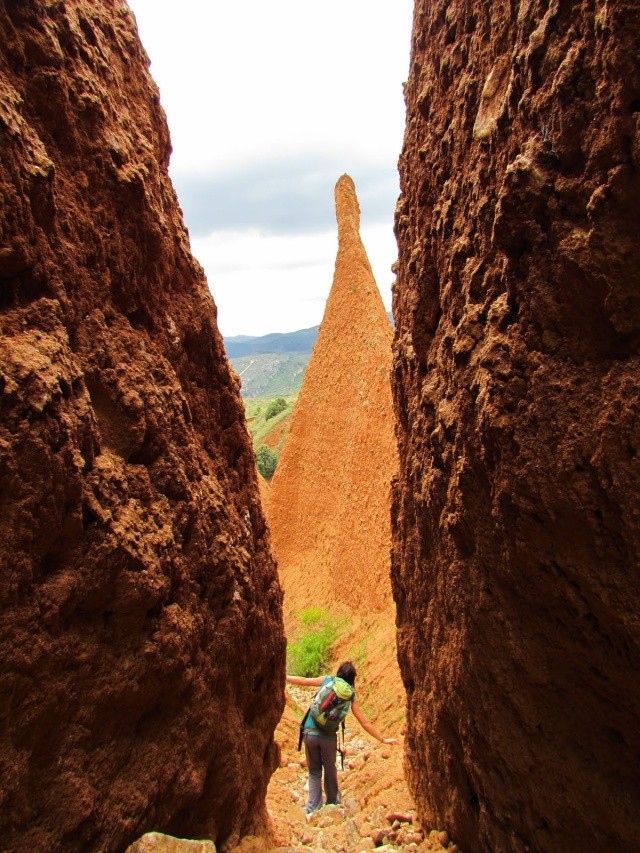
392, 2, 640, 851
126, 833, 216, 853
269, 175, 397, 618
0, 2, 284, 851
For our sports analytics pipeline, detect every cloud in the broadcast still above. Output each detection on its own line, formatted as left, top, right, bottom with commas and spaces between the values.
130, 0, 413, 176
172, 156, 399, 238
127, 0, 410, 336
191, 222, 396, 337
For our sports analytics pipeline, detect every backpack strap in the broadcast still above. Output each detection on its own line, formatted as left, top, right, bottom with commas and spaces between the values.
298, 707, 310, 751
337, 719, 346, 769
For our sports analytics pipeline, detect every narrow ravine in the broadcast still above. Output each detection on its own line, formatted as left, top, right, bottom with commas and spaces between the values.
264, 688, 455, 853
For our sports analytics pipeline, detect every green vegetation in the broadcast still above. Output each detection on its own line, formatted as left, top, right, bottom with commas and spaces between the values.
287, 608, 340, 677
245, 393, 297, 449
231, 353, 309, 398
245, 394, 298, 484
256, 445, 278, 480
265, 397, 287, 420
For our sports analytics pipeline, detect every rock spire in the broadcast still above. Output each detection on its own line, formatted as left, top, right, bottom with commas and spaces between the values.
268, 174, 397, 617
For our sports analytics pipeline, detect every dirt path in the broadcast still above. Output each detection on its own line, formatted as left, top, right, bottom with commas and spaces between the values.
264, 690, 456, 852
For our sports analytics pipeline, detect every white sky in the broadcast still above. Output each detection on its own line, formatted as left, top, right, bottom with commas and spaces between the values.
127, 0, 413, 337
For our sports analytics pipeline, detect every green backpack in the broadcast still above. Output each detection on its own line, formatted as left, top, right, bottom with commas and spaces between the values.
309, 676, 354, 733
297, 676, 354, 768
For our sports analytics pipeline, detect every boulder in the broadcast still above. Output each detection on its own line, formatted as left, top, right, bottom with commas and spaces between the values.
126, 833, 216, 852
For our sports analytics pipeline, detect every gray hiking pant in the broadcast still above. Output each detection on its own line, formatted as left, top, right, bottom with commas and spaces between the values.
304, 733, 340, 812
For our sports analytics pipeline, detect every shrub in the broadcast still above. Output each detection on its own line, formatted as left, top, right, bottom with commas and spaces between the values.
300, 606, 327, 627
255, 445, 277, 480
265, 397, 287, 420
287, 608, 338, 677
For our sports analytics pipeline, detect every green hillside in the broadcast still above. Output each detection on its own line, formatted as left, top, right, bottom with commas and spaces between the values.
245, 394, 297, 480
231, 352, 309, 398
245, 394, 296, 447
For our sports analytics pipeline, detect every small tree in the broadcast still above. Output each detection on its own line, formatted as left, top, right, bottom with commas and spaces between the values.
265, 397, 287, 420
256, 445, 278, 480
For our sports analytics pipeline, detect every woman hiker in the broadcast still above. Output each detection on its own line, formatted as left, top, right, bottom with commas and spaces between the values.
286, 660, 398, 814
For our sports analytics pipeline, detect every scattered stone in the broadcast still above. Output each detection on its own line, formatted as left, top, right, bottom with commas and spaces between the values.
436, 832, 449, 847
432, 829, 449, 847
126, 834, 215, 852
343, 797, 359, 816
372, 828, 390, 846
369, 806, 388, 826
386, 812, 413, 824
345, 819, 360, 847
404, 831, 424, 844
356, 820, 372, 839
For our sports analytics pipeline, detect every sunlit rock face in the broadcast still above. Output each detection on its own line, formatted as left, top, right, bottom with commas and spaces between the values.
391, 1, 640, 851
268, 175, 397, 619
0, 2, 284, 850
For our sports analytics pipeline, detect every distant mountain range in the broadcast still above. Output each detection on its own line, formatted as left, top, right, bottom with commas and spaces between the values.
224, 325, 318, 358
229, 352, 309, 398
224, 315, 392, 398
223, 326, 317, 397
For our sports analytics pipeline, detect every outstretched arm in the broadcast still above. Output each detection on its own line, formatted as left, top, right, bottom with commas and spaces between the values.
351, 699, 398, 745
286, 674, 325, 687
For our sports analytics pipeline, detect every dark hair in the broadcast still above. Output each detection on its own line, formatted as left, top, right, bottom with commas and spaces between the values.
336, 660, 357, 686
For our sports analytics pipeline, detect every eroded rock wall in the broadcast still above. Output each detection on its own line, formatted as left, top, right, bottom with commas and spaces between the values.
392, 2, 640, 851
269, 175, 397, 618
0, 2, 284, 850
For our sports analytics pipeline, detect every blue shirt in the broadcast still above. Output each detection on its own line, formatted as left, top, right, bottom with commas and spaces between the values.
304, 676, 355, 739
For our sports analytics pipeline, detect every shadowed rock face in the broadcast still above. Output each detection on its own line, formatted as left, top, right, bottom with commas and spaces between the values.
269, 175, 397, 618
0, 2, 284, 851
392, 2, 640, 851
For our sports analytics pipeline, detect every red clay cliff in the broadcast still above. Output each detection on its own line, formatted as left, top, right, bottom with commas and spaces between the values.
0, 2, 284, 850
392, 2, 640, 851
269, 175, 397, 619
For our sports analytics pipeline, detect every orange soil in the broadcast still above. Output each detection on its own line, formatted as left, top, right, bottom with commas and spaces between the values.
262, 414, 292, 452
